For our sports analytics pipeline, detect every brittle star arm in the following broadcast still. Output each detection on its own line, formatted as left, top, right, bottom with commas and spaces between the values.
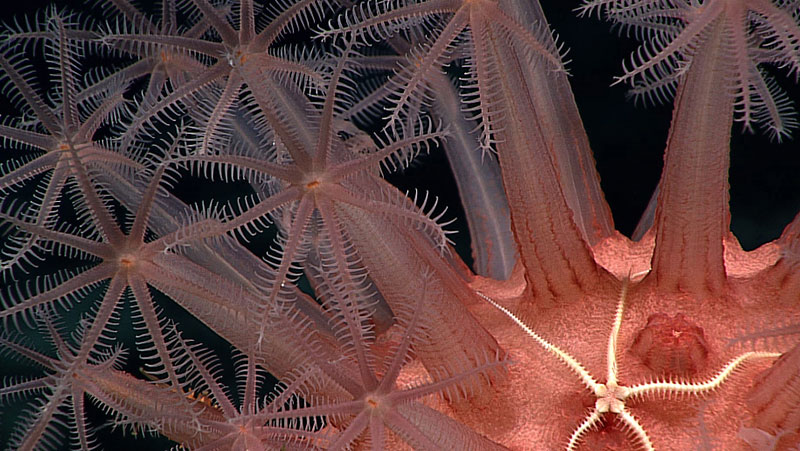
475, 292, 599, 392
627, 351, 781, 398
607, 278, 629, 386
566, 409, 605, 450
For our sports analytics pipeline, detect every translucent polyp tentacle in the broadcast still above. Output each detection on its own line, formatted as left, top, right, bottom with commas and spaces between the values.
334, 182, 504, 395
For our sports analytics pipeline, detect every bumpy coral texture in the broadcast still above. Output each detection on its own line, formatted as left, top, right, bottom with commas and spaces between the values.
0, 0, 798, 450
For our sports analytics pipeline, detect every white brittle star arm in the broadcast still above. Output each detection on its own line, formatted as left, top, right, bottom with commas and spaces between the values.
566, 409, 604, 451
477, 292, 600, 391
618, 408, 654, 451
607, 278, 629, 386
628, 351, 781, 398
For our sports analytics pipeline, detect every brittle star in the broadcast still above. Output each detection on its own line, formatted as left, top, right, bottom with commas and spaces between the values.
477, 277, 780, 450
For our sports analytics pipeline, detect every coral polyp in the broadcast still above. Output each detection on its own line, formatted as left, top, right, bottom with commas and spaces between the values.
0, 0, 798, 448
630, 312, 710, 377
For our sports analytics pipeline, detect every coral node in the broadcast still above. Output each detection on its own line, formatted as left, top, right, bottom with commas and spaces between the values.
630, 312, 710, 376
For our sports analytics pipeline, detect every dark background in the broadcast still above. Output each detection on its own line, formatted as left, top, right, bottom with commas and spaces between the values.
391, 0, 800, 252
3, 0, 799, 249
0, 0, 798, 449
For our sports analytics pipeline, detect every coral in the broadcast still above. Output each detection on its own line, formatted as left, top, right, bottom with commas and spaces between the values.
0, 0, 799, 449
629, 312, 710, 376
479, 279, 779, 450
744, 341, 800, 448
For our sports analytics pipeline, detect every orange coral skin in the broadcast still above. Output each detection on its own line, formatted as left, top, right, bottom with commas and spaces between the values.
629, 312, 710, 377
414, 232, 796, 450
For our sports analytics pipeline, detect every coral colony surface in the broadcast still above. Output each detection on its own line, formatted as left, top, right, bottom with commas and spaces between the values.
1, 0, 800, 449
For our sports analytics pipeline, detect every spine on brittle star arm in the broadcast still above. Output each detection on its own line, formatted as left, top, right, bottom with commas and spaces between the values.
650, 20, 734, 297
334, 201, 504, 394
